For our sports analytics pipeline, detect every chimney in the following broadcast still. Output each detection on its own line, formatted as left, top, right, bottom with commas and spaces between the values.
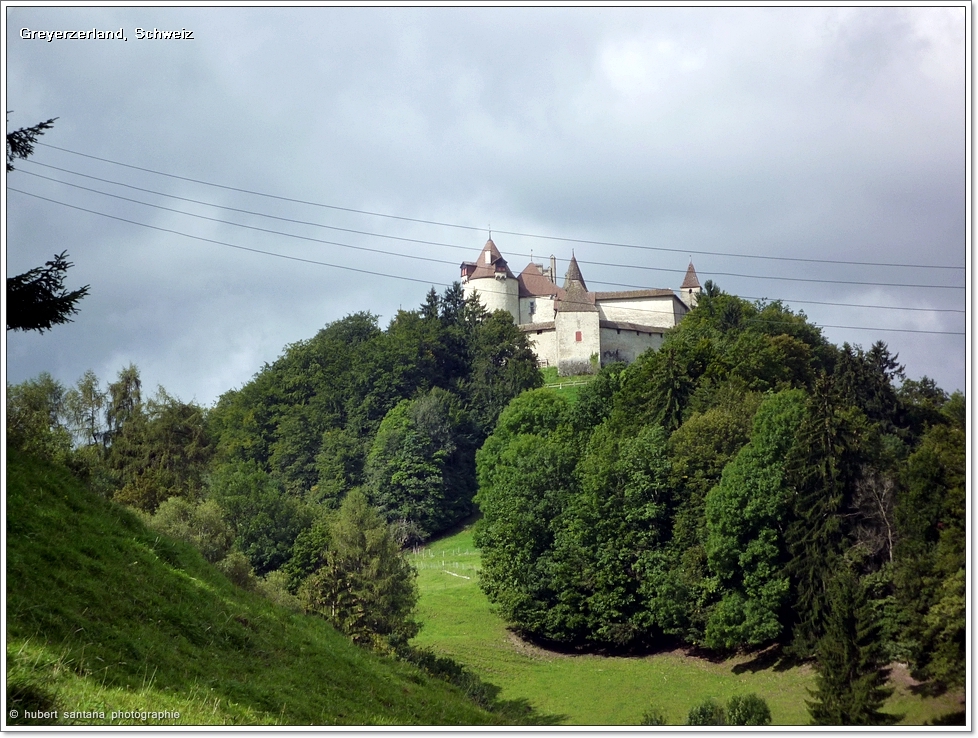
550, 255, 557, 284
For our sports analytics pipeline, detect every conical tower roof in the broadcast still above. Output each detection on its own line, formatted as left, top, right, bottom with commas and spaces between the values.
463, 238, 515, 280
563, 252, 588, 292
681, 261, 701, 290
558, 252, 596, 313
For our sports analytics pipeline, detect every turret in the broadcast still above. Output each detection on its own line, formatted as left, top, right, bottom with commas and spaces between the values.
680, 261, 701, 309
460, 238, 520, 323
555, 252, 599, 375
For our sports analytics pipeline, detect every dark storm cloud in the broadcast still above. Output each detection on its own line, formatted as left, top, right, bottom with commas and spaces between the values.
5, 5, 966, 404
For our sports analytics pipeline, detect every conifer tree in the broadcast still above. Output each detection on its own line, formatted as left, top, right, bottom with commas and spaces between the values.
807, 566, 893, 725
785, 374, 866, 655
299, 488, 419, 651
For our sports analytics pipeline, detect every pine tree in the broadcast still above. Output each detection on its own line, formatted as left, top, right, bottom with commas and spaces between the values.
785, 373, 866, 655
807, 566, 893, 725
299, 488, 419, 651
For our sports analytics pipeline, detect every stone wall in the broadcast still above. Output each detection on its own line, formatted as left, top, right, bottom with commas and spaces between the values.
555, 311, 600, 376
596, 295, 685, 329
599, 325, 664, 366
520, 295, 557, 325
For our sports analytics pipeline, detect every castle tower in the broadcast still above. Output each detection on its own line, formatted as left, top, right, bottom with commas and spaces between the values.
459, 238, 519, 323
680, 261, 701, 309
555, 252, 600, 376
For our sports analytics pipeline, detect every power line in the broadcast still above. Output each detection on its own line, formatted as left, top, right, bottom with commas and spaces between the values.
26, 161, 969, 297
20, 163, 967, 315
35, 142, 966, 272
9, 188, 965, 338
8, 188, 452, 288
734, 295, 962, 315
17, 168, 967, 292
17, 170, 460, 268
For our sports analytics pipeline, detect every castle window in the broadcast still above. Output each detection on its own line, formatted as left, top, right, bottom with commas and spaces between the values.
575, 331, 582, 342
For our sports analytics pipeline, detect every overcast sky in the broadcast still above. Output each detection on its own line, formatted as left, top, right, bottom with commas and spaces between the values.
4, 4, 968, 408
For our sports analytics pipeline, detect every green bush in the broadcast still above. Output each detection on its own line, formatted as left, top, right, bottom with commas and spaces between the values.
685, 694, 772, 726
216, 550, 257, 590
686, 698, 727, 725
727, 694, 772, 725
640, 704, 668, 725
255, 570, 301, 612
147, 497, 234, 563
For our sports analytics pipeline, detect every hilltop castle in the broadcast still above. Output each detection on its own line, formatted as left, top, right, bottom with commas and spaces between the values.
460, 239, 701, 375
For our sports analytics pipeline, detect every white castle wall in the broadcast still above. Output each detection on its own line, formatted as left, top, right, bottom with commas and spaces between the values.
596, 296, 684, 329
555, 311, 601, 375
523, 325, 557, 367
599, 326, 664, 366
464, 278, 519, 323
520, 295, 557, 325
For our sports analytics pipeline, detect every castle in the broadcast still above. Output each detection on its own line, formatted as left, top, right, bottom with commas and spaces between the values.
461, 239, 701, 375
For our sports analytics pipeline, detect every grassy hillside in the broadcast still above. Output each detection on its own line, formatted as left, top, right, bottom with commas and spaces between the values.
5, 450, 518, 727
540, 367, 593, 403
410, 523, 966, 726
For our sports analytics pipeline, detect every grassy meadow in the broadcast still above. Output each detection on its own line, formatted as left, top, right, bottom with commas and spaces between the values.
5, 450, 520, 727
409, 522, 966, 726
540, 366, 593, 403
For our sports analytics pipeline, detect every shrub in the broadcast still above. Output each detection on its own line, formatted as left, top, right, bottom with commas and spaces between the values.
255, 570, 301, 612
727, 694, 772, 725
685, 694, 773, 726
686, 698, 726, 725
147, 497, 234, 563
640, 704, 668, 725
216, 550, 257, 590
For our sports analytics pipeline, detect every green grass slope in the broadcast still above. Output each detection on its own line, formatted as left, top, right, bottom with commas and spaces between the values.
410, 524, 966, 726
5, 450, 515, 727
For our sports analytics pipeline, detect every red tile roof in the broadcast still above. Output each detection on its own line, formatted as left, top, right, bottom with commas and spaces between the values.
462, 239, 516, 280
681, 262, 701, 289
517, 262, 563, 299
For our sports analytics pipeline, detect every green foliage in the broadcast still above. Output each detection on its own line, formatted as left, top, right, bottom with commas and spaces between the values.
206, 287, 539, 540
366, 388, 476, 543
313, 427, 364, 506
893, 422, 966, 687
210, 461, 312, 576
686, 698, 726, 725
110, 386, 213, 511
639, 704, 668, 725
473, 389, 580, 641
5, 449, 519, 726
254, 570, 302, 612
784, 374, 869, 656
703, 389, 806, 649
567, 422, 673, 647
684, 693, 772, 725
727, 694, 773, 725
63, 369, 107, 447
6, 372, 72, 463
145, 497, 234, 563
807, 566, 894, 725
215, 549, 258, 590
610, 291, 826, 437
299, 489, 419, 652
649, 385, 761, 643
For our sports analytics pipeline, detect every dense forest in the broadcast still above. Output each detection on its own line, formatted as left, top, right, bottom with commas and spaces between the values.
7, 280, 965, 724
473, 284, 965, 721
